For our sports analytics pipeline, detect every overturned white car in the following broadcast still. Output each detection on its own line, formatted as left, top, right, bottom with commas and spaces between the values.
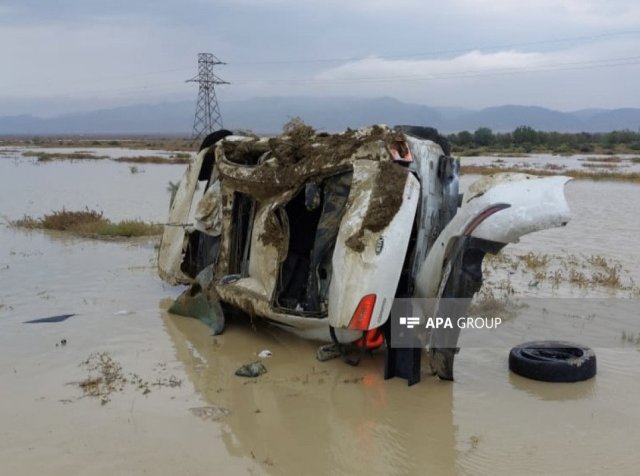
158, 123, 571, 384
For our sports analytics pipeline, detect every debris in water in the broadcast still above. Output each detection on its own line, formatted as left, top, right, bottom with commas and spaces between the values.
78, 352, 127, 405
76, 353, 182, 404
258, 350, 272, 358
235, 361, 267, 378
316, 343, 341, 362
113, 310, 134, 316
24, 313, 75, 324
189, 405, 230, 422
169, 265, 225, 335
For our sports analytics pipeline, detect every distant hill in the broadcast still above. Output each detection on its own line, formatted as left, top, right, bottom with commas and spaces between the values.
224, 96, 443, 134
582, 108, 640, 132
454, 105, 584, 132
0, 102, 194, 135
1, 97, 639, 135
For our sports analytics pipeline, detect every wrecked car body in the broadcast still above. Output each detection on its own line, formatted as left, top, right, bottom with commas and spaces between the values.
158, 124, 571, 384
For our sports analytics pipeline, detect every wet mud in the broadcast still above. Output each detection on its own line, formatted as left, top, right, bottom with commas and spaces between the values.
346, 160, 409, 251
219, 123, 409, 252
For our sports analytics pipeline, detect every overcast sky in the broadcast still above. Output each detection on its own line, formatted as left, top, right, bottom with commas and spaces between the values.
2, 0, 640, 116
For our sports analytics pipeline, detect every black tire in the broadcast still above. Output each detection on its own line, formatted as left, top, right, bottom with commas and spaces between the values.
509, 341, 596, 382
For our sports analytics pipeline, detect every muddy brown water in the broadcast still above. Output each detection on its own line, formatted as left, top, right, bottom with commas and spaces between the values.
1, 153, 640, 475
461, 153, 640, 174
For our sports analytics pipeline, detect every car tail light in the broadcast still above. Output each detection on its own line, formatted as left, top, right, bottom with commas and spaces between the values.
348, 294, 377, 330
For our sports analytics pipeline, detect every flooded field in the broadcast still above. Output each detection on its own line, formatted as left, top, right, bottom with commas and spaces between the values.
1, 150, 640, 475
461, 152, 640, 175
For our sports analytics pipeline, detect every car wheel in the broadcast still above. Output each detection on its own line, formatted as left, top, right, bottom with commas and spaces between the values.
509, 341, 596, 382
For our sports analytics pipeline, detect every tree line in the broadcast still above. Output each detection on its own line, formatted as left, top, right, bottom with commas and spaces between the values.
447, 126, 640, 154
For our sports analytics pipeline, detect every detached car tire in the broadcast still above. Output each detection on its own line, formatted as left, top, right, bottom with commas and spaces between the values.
509, 341, 596, 382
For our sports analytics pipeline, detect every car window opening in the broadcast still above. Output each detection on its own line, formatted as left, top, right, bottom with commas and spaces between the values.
276, 171, 353, 316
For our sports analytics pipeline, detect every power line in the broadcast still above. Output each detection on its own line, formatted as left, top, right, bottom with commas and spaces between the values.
4, 29, 640, 97
10, 53, 638, 99
231, 29, 640, 65
227, 54, 640, 85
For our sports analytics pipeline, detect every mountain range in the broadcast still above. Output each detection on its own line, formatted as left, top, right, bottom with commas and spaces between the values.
1, 96, 639, 135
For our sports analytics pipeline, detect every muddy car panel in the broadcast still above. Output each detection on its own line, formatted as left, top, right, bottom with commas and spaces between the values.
328, 160, 420, 331
158, 149, 205, 285
414, 173, 571, 300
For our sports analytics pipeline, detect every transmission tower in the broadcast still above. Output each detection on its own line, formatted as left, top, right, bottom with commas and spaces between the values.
187, 53, 229, 140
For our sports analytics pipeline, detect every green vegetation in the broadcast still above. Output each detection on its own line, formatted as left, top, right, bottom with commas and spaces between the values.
6, 136, 196, 151
21, 150, 191, 165
484, 251, 638, 294
23, 151, 109, 162
13, 209, 161, 238
582, 156, 623, 163
7, 128, 640, 156
520, 252, 551, 269
449, 126, 640, 155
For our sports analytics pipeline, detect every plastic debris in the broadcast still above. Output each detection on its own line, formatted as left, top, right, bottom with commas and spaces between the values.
169, 264, 225, 335
24, 314, 75, 324
258, 350, 272, 358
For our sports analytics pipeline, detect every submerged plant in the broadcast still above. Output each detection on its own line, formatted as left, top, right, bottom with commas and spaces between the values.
520, 252, 550, 269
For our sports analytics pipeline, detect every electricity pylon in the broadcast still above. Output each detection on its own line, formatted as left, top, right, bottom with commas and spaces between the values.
187, 53, 229, 140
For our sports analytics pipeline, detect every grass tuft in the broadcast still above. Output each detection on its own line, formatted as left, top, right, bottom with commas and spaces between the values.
582, 156, 623, 163
21, 150, 191, 165
23, 151, 108, 161
12, 208, 161, 237
520, 252, 550, 269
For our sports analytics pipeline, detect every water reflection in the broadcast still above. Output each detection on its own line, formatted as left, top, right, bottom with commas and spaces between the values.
163, 310, 460, 475
508, 372, 597, 401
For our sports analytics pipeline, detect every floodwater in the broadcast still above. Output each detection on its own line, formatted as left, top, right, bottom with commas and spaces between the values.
0, 145, 189, 160
1, 152, 640, 475
461, 152, 640, 174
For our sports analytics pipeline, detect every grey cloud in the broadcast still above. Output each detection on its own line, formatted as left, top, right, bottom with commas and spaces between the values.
1, 0, 639, 115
